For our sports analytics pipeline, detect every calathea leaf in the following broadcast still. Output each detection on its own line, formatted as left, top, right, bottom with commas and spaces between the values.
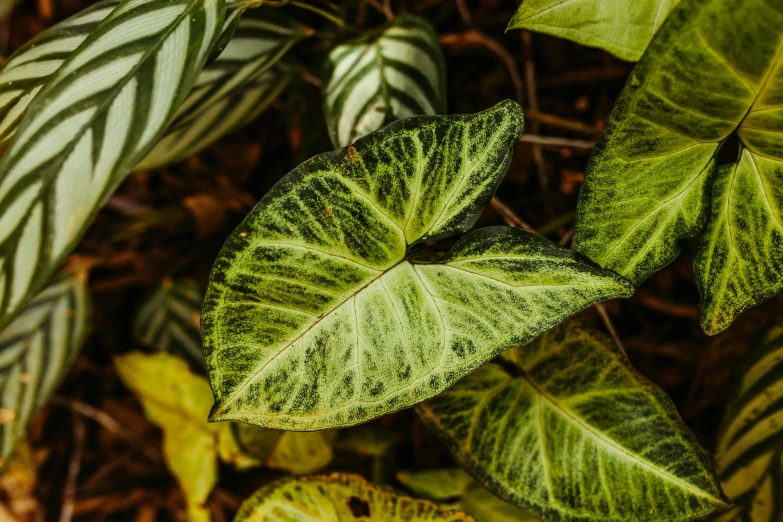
417, 319, 729, 522
0, 0, 225, 332
138, 7, 310, 169
507, 0, 679, 62
711, 318, 783, 521
322, 14, 446, 148
234, 473, 477, 522
0, 273, 91, 465
132, 279, 204, 368
203, 101, 633, 431
0, 0, 121, 145
573, 0, 783, 333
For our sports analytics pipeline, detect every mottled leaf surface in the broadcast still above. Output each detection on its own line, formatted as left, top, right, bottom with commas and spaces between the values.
323, 14, 446, 147
0, 274, 90, 465
0, 0, 224, 331
203, 101, 633, 430
507, 0, 679, 62
234, 473, 477, 522
574, 0, 783, 334
711, 318, 783, 521
418, 320, 728, 522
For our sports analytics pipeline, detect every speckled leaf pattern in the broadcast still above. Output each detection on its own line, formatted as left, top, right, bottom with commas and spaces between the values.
0, 0, 224, 332
507, 0, 679, 62
234, 473, 477, 522
132, 279, 204, 368
417, 320, 728, 522
573, 0, 783, 334
322, 15, 446, 148
203, 101, 634, 430
711, 318, 783, 521
0, 274, 90, 465
138, 7, 310, 169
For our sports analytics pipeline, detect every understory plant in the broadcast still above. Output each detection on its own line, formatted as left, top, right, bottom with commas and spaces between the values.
0, 0, 782, 520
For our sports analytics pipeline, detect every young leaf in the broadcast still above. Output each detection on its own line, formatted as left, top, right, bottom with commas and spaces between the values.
0, 274, 91, 465
234, 473, 477, 522
0, 0, 121, 145
138, 8, 311, 169
398, 469, 537, 522
712, 318, 783, 521
133, 279, 204, 368
417, 319, 729, 522
266, 431, 336, 475
322, 14, 446, 148
202, 101, 633, 430
0, 0, 225, 331
507, 0, 679, 62
574, 0, 783, 333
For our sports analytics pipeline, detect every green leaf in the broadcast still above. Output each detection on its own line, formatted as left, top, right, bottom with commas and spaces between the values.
574, 0, 783, 333
0, 274, 91, 465
711, 318, 783, 521
133, 279, 204, 367
507, 0, 680, 62
397, 468, 537, 522
138, 7, 311, 169
266, 431, 336, 475
417, 319, 729, 522
0, 0, 225, 332
322, 14, 446, 148
202, 101, 633, 430
234, 473, 477, 522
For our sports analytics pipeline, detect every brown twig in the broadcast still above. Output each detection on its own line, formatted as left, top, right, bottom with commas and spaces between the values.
519, 134, 596, 150
525, 109, 598, 135
595, 302, 628, 358
633, 291, 699, 319
490, 196, 535, 231
59, 414, 86, 522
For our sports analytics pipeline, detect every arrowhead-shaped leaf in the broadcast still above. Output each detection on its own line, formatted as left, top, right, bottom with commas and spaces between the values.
234, 473, 477, 522
202, 101, 633, 430
712, 318, 783, 521
0, 274, 90, 465
573, 0, 783, 333
417, 319, 729, 522
322, 14, 446, 148
507, 0, 679, 62
0, 0, 225, 331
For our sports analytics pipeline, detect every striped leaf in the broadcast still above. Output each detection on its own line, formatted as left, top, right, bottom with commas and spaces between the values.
0, 274, 91, 466
132, 279, 204, 368
0, 0, 121, 145
0, 0, 225, 332
417, 319, 728, 522
203, 101, 634, 431
234, 473, 477, 522
138, 7, 309, 169
712, 318, 783, 521
322, 14, 446, 148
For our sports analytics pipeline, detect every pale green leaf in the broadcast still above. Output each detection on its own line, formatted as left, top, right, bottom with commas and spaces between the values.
234, 473, 477, 522
417, 319, 728, 522
397, 468, 537, 522
202, 101, 633, 430
138, 7, 310, 169
711, 318, 783, 521
133, 279, 204, 367
574, 0, 783, 333
322, 14, 446, 148
266, 431, 336, 475
507, 0, 680, 62
0, 0, 225, 331
0, 274, 91, 465
335, 424, 402, 458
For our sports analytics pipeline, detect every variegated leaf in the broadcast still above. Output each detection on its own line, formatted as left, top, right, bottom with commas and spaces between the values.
203, 101, 634, 431
138, 7, 309, 169
132, 279, 204, 368
712, 318, 783, 521
418, 320, 728, 522
234, 473, 477, 522
0, 0, 225, 331
322, 14, 446, 148
0, 274, 91, 465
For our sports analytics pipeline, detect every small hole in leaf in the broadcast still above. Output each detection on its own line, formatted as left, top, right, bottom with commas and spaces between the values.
717, 133, 740, 166
347, 496, 370, 518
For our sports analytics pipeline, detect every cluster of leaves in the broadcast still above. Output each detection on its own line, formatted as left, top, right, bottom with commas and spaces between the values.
1, 0, 783, 520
